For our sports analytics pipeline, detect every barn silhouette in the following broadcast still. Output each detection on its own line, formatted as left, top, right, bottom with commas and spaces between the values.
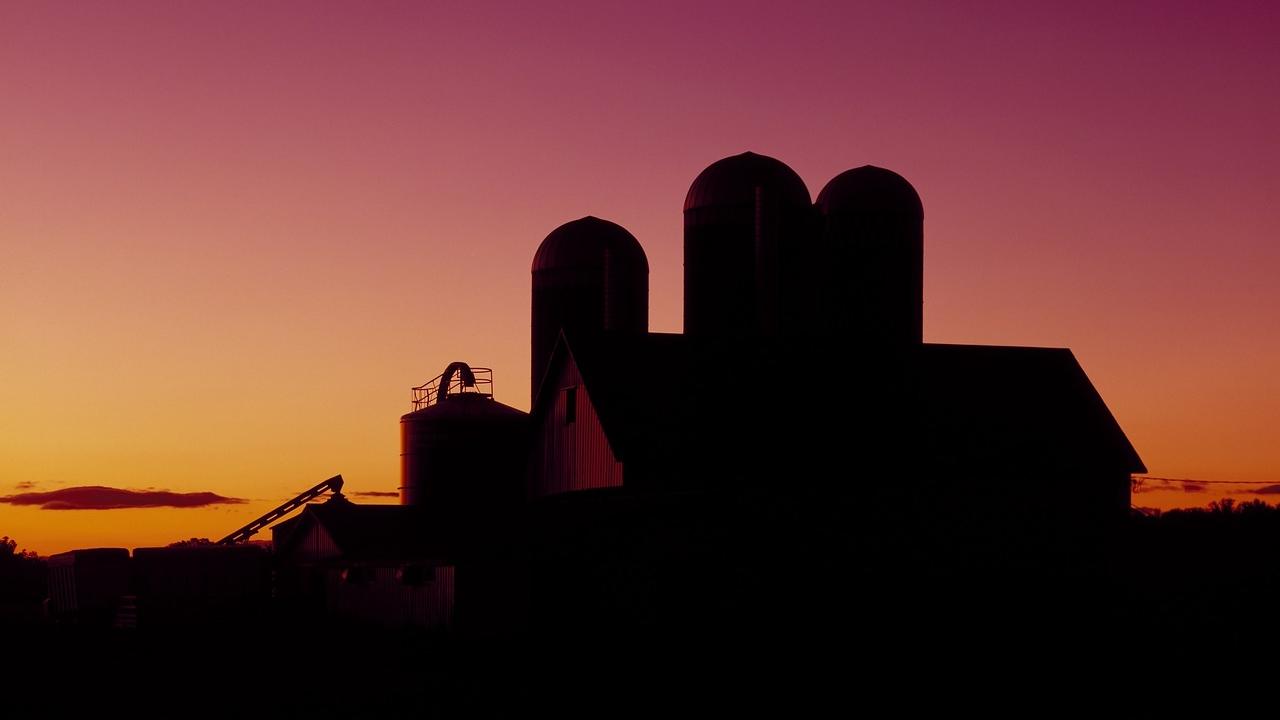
48, 152, 1144, 637
272, 151, 1143, 635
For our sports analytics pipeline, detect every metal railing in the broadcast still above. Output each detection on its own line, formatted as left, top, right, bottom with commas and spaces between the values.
411, 365, 493, 410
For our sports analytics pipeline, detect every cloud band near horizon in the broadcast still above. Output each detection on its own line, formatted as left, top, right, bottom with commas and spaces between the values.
0, 486, 246, 510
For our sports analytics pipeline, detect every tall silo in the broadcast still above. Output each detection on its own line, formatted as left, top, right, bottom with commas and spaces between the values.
400, 362, 529, 509
683, 151, 814, 339
816, 165, 924, 346
530, 216, 649, 401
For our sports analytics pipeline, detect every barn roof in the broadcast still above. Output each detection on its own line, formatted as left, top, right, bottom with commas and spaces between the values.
534, 332, 1145, 477
910, 343, 1146, 474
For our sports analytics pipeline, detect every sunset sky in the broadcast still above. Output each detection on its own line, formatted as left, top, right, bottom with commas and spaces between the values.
3, 2, 1278, 554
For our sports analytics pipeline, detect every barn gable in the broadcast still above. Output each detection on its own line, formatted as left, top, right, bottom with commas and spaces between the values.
529, 335, 623, 498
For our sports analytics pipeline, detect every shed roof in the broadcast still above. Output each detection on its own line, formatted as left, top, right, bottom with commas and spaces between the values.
272, 496, 451, 563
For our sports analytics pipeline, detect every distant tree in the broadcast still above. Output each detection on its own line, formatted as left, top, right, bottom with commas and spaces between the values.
1234, 499, 1272, 515
0, 536, 47, 613
168, 537, 214, 547
0, 535, 39, 561
1191, 498, 1280, 516
1209, 498, 1237, 514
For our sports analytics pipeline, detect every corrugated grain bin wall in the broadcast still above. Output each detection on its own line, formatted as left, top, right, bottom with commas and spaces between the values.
131, 545, 271, 627
45, 548, 130, 625
401, 366, 529, 509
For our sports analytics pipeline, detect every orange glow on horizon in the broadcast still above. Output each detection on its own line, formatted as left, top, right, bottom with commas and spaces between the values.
3, 2, 1278, 554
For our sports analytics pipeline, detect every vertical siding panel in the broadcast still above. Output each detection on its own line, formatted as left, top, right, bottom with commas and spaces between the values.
442, 565, 455, 628
323, 564, 454, 629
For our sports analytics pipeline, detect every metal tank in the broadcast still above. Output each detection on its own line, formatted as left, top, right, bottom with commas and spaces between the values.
816, 165, 924, 346
530, 216, 648, 401
683, 151, 815, 339
400, 362, 529, 508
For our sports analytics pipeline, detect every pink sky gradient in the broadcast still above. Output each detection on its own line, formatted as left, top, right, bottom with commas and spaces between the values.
2, 2, 1278, 553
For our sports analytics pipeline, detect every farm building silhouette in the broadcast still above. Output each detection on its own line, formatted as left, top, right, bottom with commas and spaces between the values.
51, 152, 1145, 635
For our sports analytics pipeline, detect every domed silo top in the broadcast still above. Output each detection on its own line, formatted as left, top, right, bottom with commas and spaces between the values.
816, 165, 923, 219
532, 216, 649, 274
406, 362, 523, 415
683, 151, 811, 212
402, 388, 528, 422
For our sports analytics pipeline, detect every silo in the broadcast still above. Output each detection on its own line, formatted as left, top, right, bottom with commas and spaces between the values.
530, 216, 648, 400
683, 151, 814, 338
816, 165, 924, 345
400, 362, 529, 509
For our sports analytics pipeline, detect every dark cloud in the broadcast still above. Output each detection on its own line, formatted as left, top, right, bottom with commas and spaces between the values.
351, 491, 399, 498
1182, 483, 1207, 493
13, 481, 37, 491
1246, 484, 1280, 495
0, 486, 246, 510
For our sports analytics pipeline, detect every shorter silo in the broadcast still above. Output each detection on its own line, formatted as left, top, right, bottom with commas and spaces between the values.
531, 216, 649, 401
400, 362, 529, 510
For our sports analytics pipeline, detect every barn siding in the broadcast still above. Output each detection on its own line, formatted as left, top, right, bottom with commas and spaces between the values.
326, 564, 455, 629
530, 354, 623, 497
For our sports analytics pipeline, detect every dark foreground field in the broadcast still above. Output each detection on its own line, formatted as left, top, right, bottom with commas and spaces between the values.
8, 501, 1280, 715
4, 587, 1272, 719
